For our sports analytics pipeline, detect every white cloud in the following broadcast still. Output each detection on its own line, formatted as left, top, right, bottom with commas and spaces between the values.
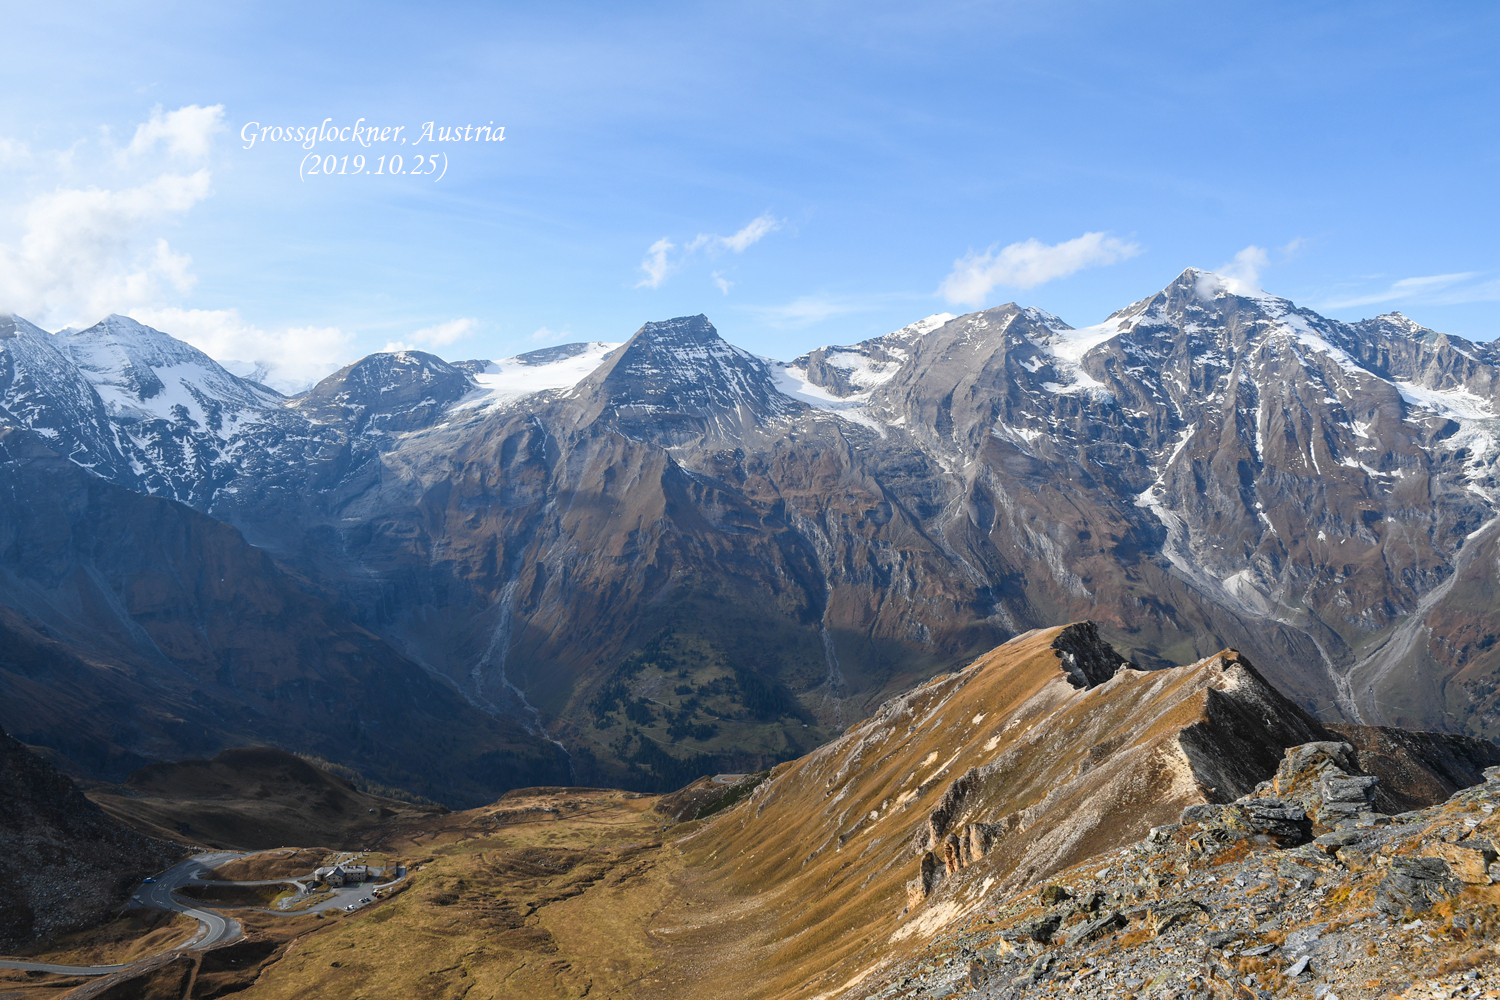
1320, 272, 1485, 310
1213, 245, 1270, 295
0, 170, 213, 326
635, 213, 782, 290
939, 232, 1141, 307
412, 317, 476, 346
0, 106, 353, 397
382, 317, 478, 354
702, 213, 781, 254
530, 326, 571, 343
120, 104, 225, 162
635, 237, 675, 289
130, 305, 352, 394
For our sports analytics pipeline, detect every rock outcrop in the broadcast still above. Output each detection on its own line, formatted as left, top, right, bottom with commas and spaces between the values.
856, 749, 1500, 1000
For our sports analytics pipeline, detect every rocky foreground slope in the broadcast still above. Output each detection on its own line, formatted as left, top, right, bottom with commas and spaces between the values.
862, 746, 1500, 1000
666, 624, 1500, 1000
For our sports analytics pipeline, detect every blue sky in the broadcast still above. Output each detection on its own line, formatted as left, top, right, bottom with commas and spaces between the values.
1, 1, 1496, 386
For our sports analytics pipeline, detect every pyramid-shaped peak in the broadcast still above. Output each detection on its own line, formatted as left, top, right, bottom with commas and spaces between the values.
606, 314, 756, 374
575, 314, 798, 433
624, 314, 736, 353
638, 313, 714, 336
74, 314, 184, 346
1152, 267, 1294, 310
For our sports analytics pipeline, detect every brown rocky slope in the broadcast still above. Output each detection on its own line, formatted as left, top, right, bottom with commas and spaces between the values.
672, 623, 1500, 1000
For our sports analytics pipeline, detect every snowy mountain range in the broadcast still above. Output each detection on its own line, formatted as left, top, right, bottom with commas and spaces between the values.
2, 268, 1498, 796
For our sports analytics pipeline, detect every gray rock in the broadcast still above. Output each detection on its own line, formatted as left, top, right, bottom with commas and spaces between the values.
1375, 856, 1463, 915
1205, 929, 1244, 948
1244, 799, 1306, 822
1320, 773, 1378, 804
1283, 923, 1325, 954
1073, 890, 1105, 913
1312, 830, 1364, 852
1002, 912, 1063, 944
1181, 804, 1221, 824
1021, 954, 1053, 984
1064, 910, 1127, 946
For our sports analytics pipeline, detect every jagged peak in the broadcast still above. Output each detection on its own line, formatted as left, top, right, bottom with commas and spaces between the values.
1162, 266, 1290, 308
1019, 305, 1070, 333
300, 349, 475, 434
1049, 621, 1131, 689
1368, 310, 1433, 335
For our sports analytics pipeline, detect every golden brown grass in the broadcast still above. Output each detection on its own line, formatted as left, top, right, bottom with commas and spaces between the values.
234, 788, 697, 1000
8, 909, 195, 966
207, 848, 333, 881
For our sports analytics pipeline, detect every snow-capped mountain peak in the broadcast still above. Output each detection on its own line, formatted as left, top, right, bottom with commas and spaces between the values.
576, 315, 799, 431
61, 315, 281, 423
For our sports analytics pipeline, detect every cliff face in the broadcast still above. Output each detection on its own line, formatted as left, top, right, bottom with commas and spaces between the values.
0, 724, 182, 950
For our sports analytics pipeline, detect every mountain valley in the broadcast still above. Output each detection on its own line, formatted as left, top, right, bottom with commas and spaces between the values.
8, 625, 1500, 999
3, 270, 1500, 796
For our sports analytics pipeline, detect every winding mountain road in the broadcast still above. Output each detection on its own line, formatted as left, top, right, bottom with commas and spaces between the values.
0, 851, 409, 978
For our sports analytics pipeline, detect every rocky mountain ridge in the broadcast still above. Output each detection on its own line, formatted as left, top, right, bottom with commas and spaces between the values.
2, 270, 1499, 792
668, 624, 1500, 1000
860, 745, 1500, 1000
